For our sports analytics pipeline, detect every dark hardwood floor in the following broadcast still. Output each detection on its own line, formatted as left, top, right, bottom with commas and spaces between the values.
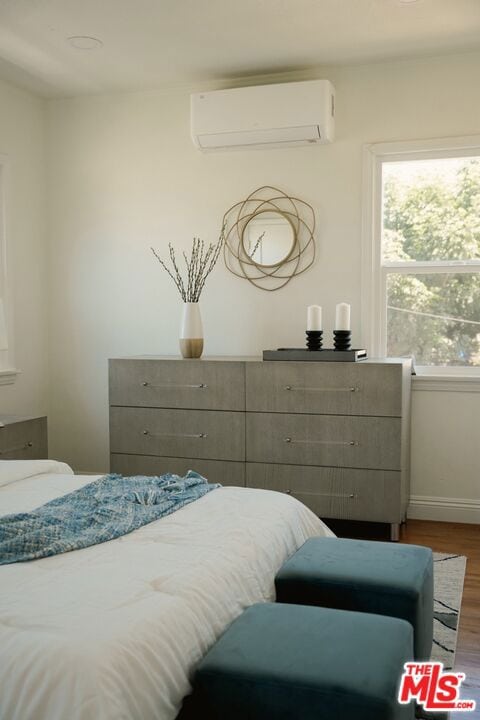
326, 518, 480, 717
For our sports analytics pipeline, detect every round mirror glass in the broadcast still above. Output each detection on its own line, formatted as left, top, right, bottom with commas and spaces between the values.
242, 211, 295, 267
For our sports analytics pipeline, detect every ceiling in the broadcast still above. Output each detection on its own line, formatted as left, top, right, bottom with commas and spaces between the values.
0, 0, 479, 97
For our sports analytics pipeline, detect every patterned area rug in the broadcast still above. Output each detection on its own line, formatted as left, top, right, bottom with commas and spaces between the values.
416, 553, 467, 720
431, 552, 467, 670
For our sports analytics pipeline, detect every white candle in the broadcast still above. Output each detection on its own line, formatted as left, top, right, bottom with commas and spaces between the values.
335, 303, 351, 331
307, 305, 322, 331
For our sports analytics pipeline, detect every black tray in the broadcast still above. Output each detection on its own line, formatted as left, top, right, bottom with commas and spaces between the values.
262, 348, 368, 362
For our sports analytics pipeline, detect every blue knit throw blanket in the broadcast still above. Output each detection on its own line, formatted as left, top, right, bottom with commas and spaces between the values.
0, 471, 220, 566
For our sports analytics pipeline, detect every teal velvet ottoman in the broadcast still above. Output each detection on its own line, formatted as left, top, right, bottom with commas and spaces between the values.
275, 537, 433, 660
191, 603, 414, 720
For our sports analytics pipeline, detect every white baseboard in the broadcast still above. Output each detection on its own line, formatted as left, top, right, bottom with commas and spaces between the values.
408, 495, 480, 524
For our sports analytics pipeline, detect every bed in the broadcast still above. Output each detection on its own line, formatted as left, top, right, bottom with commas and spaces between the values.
0, 460, 333, 720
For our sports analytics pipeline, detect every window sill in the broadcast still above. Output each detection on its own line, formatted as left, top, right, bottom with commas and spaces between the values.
0, 368, 20, 386
412, 372, 480, 393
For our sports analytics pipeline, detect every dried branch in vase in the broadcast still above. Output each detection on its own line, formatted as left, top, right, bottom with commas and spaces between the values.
249, 231, 266, 261
151, 230, 224, 303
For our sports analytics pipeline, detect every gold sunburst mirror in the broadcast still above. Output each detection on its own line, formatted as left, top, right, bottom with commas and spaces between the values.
222, 186, 316, 291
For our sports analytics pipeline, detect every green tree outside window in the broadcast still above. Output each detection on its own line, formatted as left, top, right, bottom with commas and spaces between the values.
383, 158, 480, 366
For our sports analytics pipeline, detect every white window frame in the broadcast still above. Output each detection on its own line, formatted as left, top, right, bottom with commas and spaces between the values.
0, 154, 18, 385
362, 135, 480, 387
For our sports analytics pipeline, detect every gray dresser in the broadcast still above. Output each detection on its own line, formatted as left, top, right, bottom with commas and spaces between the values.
0, 415, 48, 459
109, 356, 411, 540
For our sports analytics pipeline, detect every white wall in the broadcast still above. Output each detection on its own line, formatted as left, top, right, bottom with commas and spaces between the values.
46, 50, 480, 520
0, 79, 49, 418
409, 388, 480, 523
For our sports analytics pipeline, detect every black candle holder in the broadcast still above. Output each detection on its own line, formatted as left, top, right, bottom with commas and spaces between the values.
333, 330, 351, 351
306, 330, 323, 351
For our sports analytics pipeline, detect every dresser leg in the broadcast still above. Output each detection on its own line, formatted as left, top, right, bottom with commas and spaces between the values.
390, 523, 400, 542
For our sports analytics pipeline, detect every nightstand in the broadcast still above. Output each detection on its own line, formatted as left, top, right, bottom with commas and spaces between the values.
0, 415, 48, 459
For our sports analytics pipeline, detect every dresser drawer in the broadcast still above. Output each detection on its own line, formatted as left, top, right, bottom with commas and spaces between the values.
0, 417, 48, 459
246, 413, 401, 470
110, 407, 245, 461
246, 463, 403, 523
246, 362, 406, 416
111, 453, 245, 487
109, 359, 245, 411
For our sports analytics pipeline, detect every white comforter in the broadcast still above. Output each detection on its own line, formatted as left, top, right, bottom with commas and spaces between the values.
0, 460, 332, 720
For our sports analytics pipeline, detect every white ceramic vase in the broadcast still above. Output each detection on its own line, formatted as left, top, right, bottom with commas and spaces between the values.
179, 302, 203, 359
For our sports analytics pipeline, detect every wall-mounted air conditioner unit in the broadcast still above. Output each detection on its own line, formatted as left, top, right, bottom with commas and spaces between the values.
190, 79, 335, 151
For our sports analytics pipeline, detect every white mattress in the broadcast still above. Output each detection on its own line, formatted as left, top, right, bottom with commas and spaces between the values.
0, 461, 333, 720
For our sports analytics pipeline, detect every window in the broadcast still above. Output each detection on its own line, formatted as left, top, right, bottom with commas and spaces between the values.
363, 137, 480, 375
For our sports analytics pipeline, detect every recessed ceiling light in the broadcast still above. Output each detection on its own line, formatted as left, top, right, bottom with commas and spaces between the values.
398, 0, 420, 4
67, 36, 103, 50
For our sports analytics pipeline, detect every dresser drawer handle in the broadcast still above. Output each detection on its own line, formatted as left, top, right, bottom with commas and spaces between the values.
284, 437, 358, 447
284, 385, 358, 393
0, 441, 33, 456
142, 430, 207, 439
141, 382, 208, 390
